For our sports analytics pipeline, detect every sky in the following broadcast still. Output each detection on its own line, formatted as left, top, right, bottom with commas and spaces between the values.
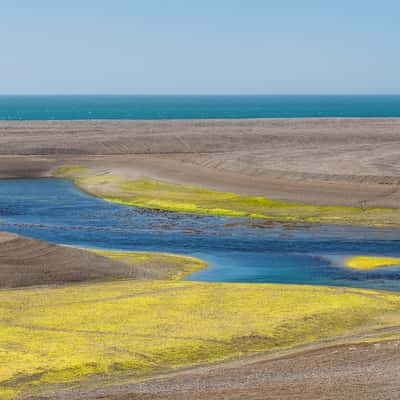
1, 0, 399, 95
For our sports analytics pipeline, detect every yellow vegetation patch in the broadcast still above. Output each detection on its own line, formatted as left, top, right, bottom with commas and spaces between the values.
346, 256, 400, 270
53, 166, 88, 179
89, 249, 208, 280
1, 281, 400, 398
53, 167, 400, 227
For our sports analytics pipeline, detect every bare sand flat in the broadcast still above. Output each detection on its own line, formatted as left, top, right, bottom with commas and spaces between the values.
0, 118, 399, 207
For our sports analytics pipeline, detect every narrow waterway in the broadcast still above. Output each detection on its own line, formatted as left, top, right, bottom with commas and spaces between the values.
0, 178, 399, 291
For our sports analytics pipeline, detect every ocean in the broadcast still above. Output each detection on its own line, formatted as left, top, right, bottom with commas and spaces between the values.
0, 95, 400, 120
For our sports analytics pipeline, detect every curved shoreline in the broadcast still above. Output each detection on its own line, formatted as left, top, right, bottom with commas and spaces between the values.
53, 166, 400, 227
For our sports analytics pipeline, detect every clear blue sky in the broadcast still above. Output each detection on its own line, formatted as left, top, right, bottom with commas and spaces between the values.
1, 0, 399, 94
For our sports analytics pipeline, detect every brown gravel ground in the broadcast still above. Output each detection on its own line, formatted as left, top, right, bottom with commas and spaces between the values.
24, 340, 400, 400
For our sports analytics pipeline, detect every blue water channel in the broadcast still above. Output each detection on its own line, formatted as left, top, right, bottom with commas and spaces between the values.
0, 179, 399, 291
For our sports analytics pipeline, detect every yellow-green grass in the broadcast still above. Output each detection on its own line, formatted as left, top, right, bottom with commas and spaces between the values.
54, 166, 87, 177
346, 256, 400, 270
53, 167, 400, 227
89, 249, 208, 280
1, 281, 400, 399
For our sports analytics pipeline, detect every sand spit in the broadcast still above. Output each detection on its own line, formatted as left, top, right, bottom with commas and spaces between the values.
0, 232, 206, 288
0, 118, 399, 208
0, 232, 142, 288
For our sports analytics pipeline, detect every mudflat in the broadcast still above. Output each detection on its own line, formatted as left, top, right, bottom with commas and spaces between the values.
0, 118, 399, 207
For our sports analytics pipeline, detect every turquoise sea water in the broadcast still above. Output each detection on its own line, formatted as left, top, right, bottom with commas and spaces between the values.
1, 95, 400, 120
0, 179, 399, 291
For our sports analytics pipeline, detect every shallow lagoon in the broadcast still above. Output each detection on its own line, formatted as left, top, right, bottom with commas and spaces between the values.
0, 178, 399, 291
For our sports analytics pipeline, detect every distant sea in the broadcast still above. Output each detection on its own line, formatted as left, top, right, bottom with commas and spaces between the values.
0, 95, 400, 120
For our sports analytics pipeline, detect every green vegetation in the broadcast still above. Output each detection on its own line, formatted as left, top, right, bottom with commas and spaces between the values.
1, 281, 400, 399
5, 166, 392, 399
346, 256, 400, 270
54, 167, 400, 227
90, 249, 208, 280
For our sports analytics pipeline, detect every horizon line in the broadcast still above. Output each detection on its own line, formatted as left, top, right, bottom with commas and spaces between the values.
1, 93, 400, 97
